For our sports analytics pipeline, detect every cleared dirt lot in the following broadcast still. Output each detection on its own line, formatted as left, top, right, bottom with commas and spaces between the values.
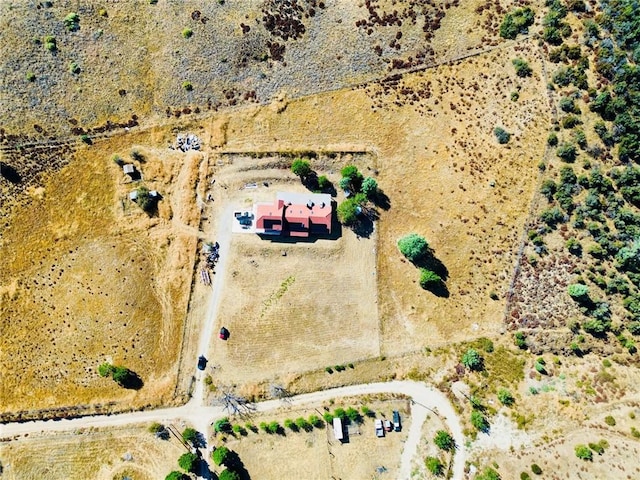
200, 156, 380, 386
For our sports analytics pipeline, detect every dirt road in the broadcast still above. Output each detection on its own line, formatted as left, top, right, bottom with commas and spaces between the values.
1, 380, 465, 479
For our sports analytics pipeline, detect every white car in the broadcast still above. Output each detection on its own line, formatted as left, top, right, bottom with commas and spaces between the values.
375, 419, 384, 437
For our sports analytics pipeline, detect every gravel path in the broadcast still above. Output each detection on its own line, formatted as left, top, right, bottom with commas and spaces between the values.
1, 380, 465, 480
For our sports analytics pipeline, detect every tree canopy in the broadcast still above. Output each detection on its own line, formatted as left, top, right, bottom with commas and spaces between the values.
219, 469, 241, 480
177, 452, 198, 473
182, 427, 198, 445
212, 446, 230, 466
397, 233, 430, 262
433, 430, 455, 451
461, 348, 483, 371
291, 158, 312, 178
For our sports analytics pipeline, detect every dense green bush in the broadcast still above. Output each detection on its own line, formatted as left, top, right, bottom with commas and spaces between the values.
512, 58, 532, 77
499, 7, 535, 39
433, 430, 455, 451
420, 268, 442, 289
556, 143, 577, 162
64, 12, 80, 32
212, 446, 230, 466
497, 388, 514, 406
514, 331, 527, 349
178, 452, 198, 472
425, 456, 444, 476
568, 283, 589, 300
462, 348, 483, 371
397, 233, 430, 262
547, 132, 558, 146
291, 158, 312, 178
575, 444, 593, 460
540, 207, 565, 227
361, 177, 378, 198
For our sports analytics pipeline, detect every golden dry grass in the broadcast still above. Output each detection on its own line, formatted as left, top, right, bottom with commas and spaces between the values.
0, 425, 186, 480
0, 130, 201, 415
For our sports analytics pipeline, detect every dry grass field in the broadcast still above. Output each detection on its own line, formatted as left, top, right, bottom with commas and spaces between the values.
221, 396, 411, 480
0, 127, 204, 417
213, 36, 550, 360
0, 425, 186, 480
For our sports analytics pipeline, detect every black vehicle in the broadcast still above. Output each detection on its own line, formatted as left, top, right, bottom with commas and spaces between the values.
392, 410, 401, 432
197, 355, 207, 370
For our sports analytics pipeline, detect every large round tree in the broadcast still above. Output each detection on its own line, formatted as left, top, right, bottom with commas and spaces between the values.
397, 233, 430, 262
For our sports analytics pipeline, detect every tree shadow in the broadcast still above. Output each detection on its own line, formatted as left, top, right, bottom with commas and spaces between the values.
194, 431, 208, 448
415, 252, 450, 298
118, 370, 144, 390
0, 163, 21, 183
226, 451, 252, 480
371, 189, 391, 211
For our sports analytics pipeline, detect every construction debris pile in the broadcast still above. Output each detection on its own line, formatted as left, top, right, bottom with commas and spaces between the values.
173, 133, 201, 152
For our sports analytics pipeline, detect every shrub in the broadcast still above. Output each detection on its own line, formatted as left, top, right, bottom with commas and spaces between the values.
547, 133, 558, 146
531, 464, 542, 475
540, 207, 564, 227
68, 62, 80, 74
345, 407, 362, 423
214, 418, 231, 433
26, 71, 36, 82
98, 362, 114, 377
325, 366, 333, 374
556, 143, 577, 162
567, 283, 589, 300
182, 427, 198, 445
212, 446, 230, 466
433, 430, 455, 451
497, 388, 514, 406
420, 269, 442, 289
604, 415, 616, 426
559, 97, 578, 113
471, 411, 489, 431
291, 158, 312, 178
323, 412, 334, 423
333, 408, 346, 420
317, 175, 330, 190
575, 444, 593, 460
632, 427, 640, 438
561, 115, 582, 129
425, 456, 444, 476
178, 452, 198, 472
521, 473, 532, 480
476, 466, 501, 480
514, 331, 527, 349
295, 417, 311, 431
266, 421, 280, 434
284, 419, 297, 431
135, 186, 156, 213
337, 198, 362, 225
219, 469, 240, 480
182, 81, 193, 91
361, 177, 378, 198
64, 12, 80, 32
308, 415, 323, 428
494, 126, 511, 144
44, 35, 57, 51
397, 233, 429, 262
165, 472, 188, 480
499, 7, 535, 39
540, 179, 556, 201
462, 348, 483, 371
182, 28, 193, 38
512, 58, 532, 77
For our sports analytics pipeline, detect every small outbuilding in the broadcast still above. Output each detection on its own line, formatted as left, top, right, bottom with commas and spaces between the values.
123, 164, 135, 176
333, 417, 344, 441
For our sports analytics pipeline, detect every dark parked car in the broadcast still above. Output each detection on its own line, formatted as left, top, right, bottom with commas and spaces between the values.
219, 326, 230, 340
392, 410, 401, 432
197, 355, 207, 370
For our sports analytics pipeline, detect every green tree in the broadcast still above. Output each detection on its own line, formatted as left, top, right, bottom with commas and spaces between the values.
397, 233, 430, 262
111, 366, 133, 386
135, 186, 156, 213
499, 7, 535, 39
471, 410, 489, 431
345, 407, 362, 424
433, 430, 455, 451
165, 472, 188, 480
497, 388, 514, 406
616, 239, 640, 273
531, 463, 542, 475
420, 269, 442, 289
214, 417, 231, 433
177, 452, 198, 472
512, 58, 532, 77
333, 408, 347, 420
219, 469, 240, 480
461, 348, 483, 371
308, 415, 323, 428
317, 175, 331, 191
284, 418, 297, 431
182, 427, 198, 445
567, 283, 589, 301
575, 444, 593, 460
148, 422, 164, 434
361, 177, 378, 198
295, 417, 310, 431
556, 143, 577, 162
98, 362, 114, 377
212, 446, 230, 466
291, 158, 312, 178
425, 456, 444, 476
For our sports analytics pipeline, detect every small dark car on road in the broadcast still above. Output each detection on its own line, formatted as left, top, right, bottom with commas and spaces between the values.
197, 355, 207, 370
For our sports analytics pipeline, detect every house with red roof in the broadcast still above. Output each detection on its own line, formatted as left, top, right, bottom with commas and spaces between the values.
255, 192, 332, 238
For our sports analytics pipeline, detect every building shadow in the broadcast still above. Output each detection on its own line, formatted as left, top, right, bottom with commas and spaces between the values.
0, 162, 21, 183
